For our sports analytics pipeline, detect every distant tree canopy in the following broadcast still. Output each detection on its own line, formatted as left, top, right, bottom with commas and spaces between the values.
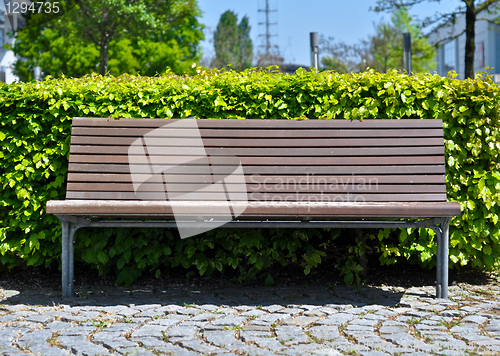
373, 0, 500, 79
321, 7, 435, 74
12, 0, 204, 80
212, 10, 253, 71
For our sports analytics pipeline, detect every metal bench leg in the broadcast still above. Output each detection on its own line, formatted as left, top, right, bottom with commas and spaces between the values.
435, 225, 443, 299
58, 216, 81, 297
60, 218, 72, 297
434, 218, 451, 299
440, 219, 450, 299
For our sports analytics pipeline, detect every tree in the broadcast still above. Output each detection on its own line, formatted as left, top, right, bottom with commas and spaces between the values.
320, 7, 435, 74
212, 10, 253, 71
373, 0, 500, 79
320, 37, 371, 73
371, 7, 436, 73
12, 0, 204, 79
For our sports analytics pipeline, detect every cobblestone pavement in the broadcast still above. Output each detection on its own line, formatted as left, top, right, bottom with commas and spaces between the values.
0, 283, 499, 355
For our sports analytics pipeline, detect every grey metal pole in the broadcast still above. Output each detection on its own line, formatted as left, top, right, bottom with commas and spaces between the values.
403, 32, 411, 74
34, 67, 41, 81
60, 219, 71, 297
310, 32, 319, 70
435, 225, 443, 299
441, 219, 450, 299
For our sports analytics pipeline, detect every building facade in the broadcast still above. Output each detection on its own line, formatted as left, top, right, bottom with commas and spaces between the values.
428, 9, 500, 82
0, 1, 24, 84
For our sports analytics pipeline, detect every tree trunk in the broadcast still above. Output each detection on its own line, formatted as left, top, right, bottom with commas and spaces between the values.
464, 1, 476, 79
99, 41, 109, 75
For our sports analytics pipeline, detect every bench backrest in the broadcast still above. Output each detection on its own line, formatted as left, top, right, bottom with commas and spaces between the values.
66, 118, 449, 204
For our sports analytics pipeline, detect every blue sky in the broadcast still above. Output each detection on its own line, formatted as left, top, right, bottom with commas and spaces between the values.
197, 0, 460, 66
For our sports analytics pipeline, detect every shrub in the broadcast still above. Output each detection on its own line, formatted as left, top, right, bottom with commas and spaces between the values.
1, 67, 499, 284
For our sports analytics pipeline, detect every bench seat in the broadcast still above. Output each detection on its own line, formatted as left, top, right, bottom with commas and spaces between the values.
47, 200, 459, 218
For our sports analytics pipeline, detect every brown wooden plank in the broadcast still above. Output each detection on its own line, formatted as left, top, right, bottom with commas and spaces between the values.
66, 182, 447, 194
72, 117, 444, 129
71, 127, 444, 138
69, 154, 446, 166
70, 136, 446, 147
46, 200, 461, 218
65, 191, 448, 202
70, 145, 445, 156
68, 163, 446, 174
67, 173, 447, 184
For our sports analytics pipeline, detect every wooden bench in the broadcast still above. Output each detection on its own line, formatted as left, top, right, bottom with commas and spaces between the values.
46, 117, 461, 298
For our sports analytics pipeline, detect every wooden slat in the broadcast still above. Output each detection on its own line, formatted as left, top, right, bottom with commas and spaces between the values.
70, 136, 446, 147
66, 191, 448, 202
69, 154, 446, 165
72, 117, 445, 129
67, 173, 447, 184
66, 182, 447, 194
70, 146, 445, 156
68, 163, 446, 175
71, 127, 444, 138
46, 200, 462, 218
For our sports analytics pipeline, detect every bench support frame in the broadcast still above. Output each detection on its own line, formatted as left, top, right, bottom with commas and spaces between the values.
56, 215, 451, 299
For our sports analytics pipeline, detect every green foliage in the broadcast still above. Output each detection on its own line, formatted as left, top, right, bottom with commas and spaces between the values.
1, 67, 499, 285
212, 10, 253, 71
11, 0, 204, 79
369, 7, 436, 73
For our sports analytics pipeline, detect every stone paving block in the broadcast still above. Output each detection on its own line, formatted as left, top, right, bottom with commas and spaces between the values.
44, 321, 72, 332
115, 346, 157, 356
307, 325, 341, 341
57, 335, 86, 350
462, 314, 488, 324
439, 310, 463, 318
359, 351, 390, 356
59, 325, 95, 336
282, 343, 342, 356
248, 336, 286, 352
240, 309, 268, 318
233, 346, 277, 356
92, 331, 138, 349
164, 325, 199, 338
204, 330, 246, 349
325, 340, 370, 353
379, 325, 409, 334
130, 324, 169, 339
145, 344, 199, 356
350, 318, 380, 326
277, 308, 303, 315
178, 338, 221, 354
0, 314, 20, 323
9, 321, 41, 331
25, 311, 62, 324
316, 313, 356, 325
1, 304, 30, 312
208, 315, 248, 327
383, 332, 438, 352
0, 327, 22, 343
26, 342, 71, 356
115, 308, 140, 317
282, 316, 319, 327
275, 325, 308, 345
16, 329, 52, 348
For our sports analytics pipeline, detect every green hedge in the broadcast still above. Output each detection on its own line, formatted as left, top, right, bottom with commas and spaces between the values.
1, 67, 499, 285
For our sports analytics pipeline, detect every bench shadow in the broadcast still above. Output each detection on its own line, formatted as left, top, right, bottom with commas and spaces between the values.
2, 284, 407, 309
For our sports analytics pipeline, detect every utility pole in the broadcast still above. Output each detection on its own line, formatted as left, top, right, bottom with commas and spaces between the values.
258, 0, 277, 56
